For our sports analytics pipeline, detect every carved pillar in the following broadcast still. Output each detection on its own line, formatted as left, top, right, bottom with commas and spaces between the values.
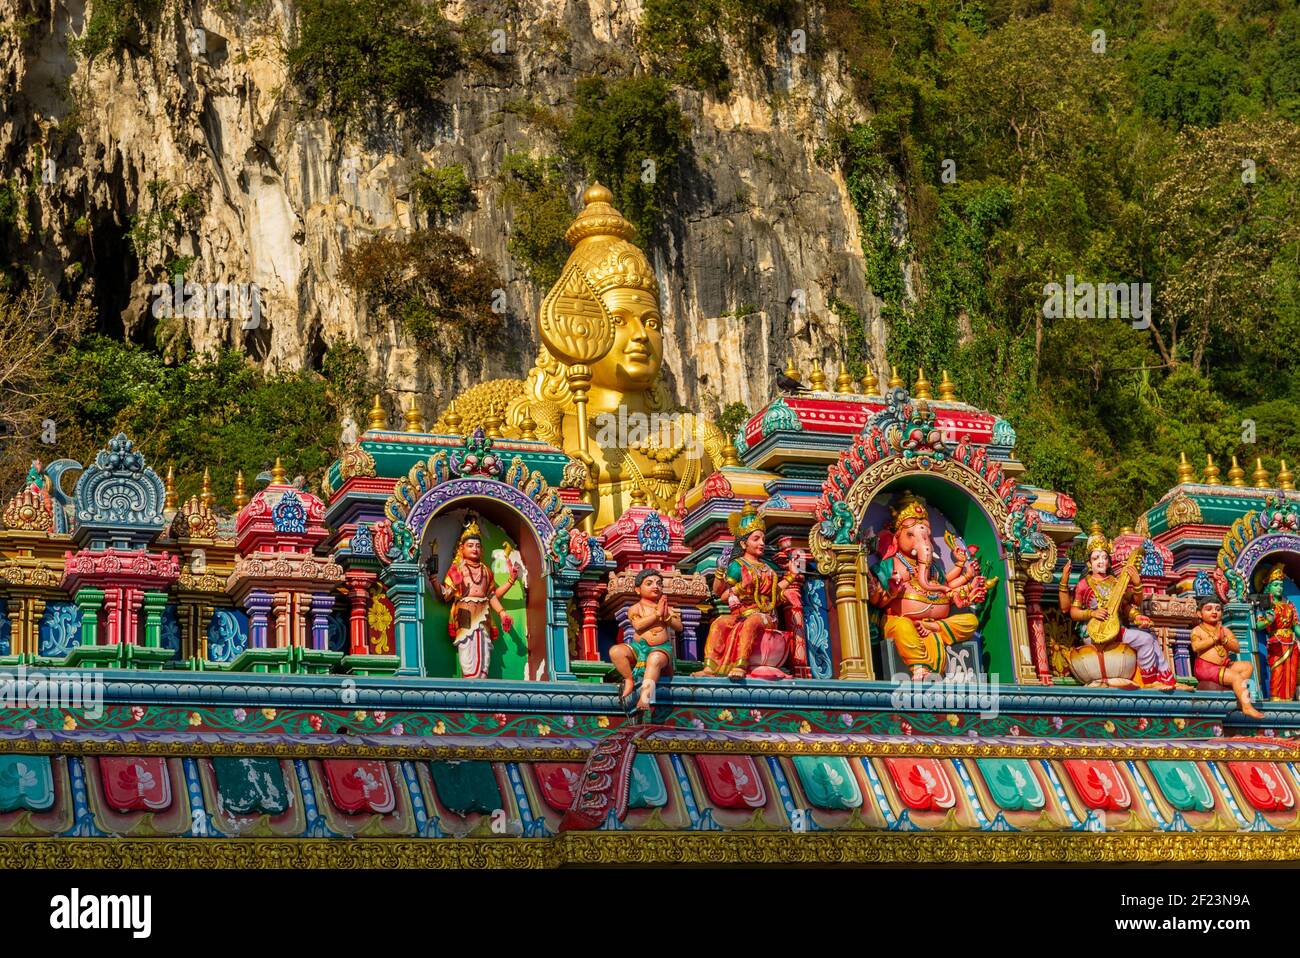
245, 591, 273, 649
1024, 581, 1052, 686
382, 562, 424, 677
102, 589, 121, 646
574, 581, 606, 662
679, 605, 702, 661
831, 546, 872, 680
74, 588, 104, 649
124, 588, 144, 645
345, 571, 375, 656
547, 567, 579, 681
9, 594, 47, 657
1225, 599, 1262, 701
309, 593, 334, 651
272, 592, 292, 649
141, 591, 167, 649
197, 604, 215, 661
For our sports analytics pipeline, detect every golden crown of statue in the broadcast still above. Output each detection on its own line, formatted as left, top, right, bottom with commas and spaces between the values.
890, 492, 930, 531
458, 517, 482, 546
1084, 520, 1112, 556
561, 183, 658, 296
728, 501, 766, 540
1268, 563, 1287, 584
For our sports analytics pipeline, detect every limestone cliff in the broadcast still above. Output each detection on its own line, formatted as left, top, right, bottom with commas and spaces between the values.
1, 0, 894, 424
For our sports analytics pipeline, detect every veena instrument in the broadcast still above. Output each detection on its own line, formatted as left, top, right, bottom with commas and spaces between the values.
1085, 552, 1142, 645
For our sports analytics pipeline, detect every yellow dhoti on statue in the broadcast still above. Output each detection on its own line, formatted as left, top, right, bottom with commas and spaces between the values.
885, 613, 979, 674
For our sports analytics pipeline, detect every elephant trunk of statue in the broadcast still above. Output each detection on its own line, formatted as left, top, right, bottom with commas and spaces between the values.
912, 532, 949, 594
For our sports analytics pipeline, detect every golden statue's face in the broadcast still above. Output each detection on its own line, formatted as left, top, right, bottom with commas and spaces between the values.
592, 288, 662, 391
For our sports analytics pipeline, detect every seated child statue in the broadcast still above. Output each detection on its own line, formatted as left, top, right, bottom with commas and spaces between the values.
610, 569, 680, 711
1192, 594, 1262, 718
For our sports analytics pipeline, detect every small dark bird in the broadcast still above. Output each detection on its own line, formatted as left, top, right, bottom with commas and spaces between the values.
774, 367, 809, 394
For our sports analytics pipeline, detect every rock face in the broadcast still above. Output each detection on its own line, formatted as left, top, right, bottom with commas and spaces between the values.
2, 0, 891, 423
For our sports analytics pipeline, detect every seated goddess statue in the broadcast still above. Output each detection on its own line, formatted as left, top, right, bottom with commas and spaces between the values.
434, 184, 726, 530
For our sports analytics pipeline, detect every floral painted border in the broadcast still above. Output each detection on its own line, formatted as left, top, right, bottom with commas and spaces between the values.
0, 703, 1257, 741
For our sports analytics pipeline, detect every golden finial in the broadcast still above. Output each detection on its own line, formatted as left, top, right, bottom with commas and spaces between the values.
1254, 458, 1271, 488
519, 409, 538, 441
913, 368, 933, 400
784, 358, 800, 383
1120, 525, 1134, 536
887, 365, 904, 389
484, 403, 504, 439
1177, 451, 1195, 484
444, 408, 463, 435
201, 468, 214, 507
1203, 454, 1220, 484
808, 359, 827, 391
722, 441, 741, 467
234, 471, 249, 509
404, 395, 425, 433
629, 484, 648, 506
1228, 455, 1246, 487
1280, 460, 1295, 491
938, 370, 957, 402
861, 366, 879, 395
835, 369, 853, 393
271, 457, 287, 485
164, 466, 177, 510
366, 394, 386, 431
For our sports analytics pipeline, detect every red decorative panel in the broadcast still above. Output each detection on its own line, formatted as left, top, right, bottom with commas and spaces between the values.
533, 763, 586, 813
99, 757, 172, 812
694, 755, 767, 809
322, 759, 396, 814
1227, 762, 1295, 812
882, 758, 957, 811
1062, 760, 1131, 811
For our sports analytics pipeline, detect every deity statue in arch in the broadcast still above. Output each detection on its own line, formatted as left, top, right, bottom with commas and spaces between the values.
429, 516, 518, 679
1256, 563, 1300, 701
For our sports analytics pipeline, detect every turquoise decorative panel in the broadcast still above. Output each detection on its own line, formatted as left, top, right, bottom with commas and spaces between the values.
0, 756, 54, 812
802, 577, 833, 679
628, 753, 668, 809
1148, 760, 1214, 812
212, 757, 288, 815
207, 608, 248, 663
38, 602, 82, 658
975, 758, 1045, 811
792, 755, 862, 810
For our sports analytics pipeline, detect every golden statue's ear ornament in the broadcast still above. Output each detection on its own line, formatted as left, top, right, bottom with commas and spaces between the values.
539, 260, 615, 367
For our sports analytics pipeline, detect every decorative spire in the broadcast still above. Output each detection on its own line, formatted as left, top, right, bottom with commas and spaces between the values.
887, 366, 904, 389
721, 441, 741, 467
629, 484, 648, 506
1228, 455, 1246, 487
444, 407, 463, 435
784, 358, 800, 383
234, 470, 249, 509
1253, 458, 1271, 488
1177, 451, 1195, 484
367, 394, 386, 431
834, 368, 853, 393
1203, 454, 1220, 484
913, 368, 933, 400
519, 409, 538, 441
1280, 459, 1295, 491
200, 468, 214, 507
404, 395, 425, 433
484, 403, 504, 439
164, 466, 178, 510
861, 366, 879, 395
808, 359, 827, 391
938, 370, 957, 402
271, 457, 287, 485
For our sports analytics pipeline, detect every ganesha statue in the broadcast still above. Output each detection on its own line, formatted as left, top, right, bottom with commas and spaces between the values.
700, 503, 806, 680
867, 492, 992, 680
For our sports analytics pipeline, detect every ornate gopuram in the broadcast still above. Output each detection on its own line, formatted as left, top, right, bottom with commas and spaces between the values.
6, 193, 1300, 867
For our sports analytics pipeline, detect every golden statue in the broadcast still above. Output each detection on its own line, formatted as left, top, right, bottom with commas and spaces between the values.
435, 183, 726, 528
